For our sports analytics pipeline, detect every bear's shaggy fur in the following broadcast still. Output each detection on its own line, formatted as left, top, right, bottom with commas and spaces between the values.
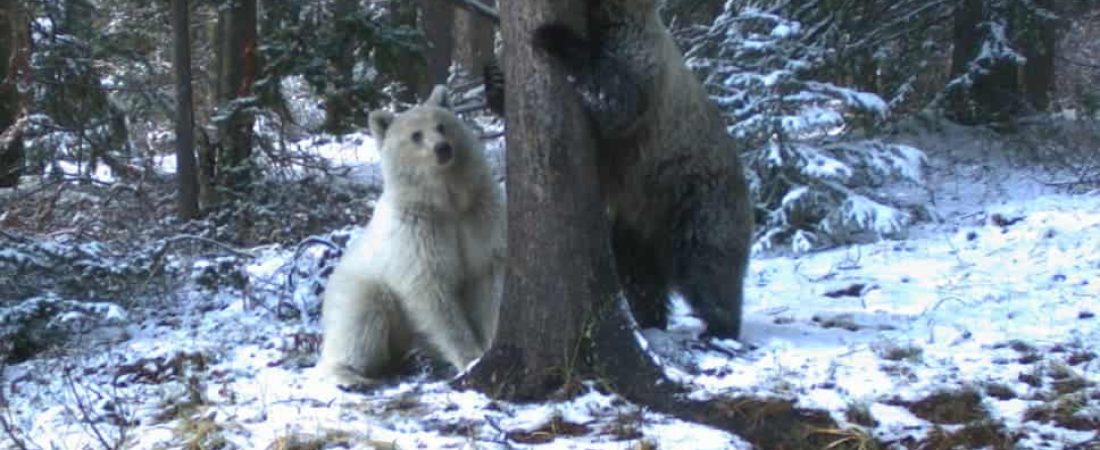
316, 87, 505, 386
532, 0, 753, 339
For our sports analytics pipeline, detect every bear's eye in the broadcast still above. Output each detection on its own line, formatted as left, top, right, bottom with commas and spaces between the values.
411, 131, 423, 144
436, 124, 446, 135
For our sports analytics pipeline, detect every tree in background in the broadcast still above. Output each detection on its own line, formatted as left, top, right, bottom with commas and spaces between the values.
770, 0, 954, 115
0, 0, 29, 188
25, 0, 131, 181
685, 4, 928, 252
172, 0, 197, 220
452, 0, 494, 73
1020, 0, 1059, 112
212, 0, 258, 197
944, 0, 1062, 124
260, 1, 423, 132
415, 0, 454, 99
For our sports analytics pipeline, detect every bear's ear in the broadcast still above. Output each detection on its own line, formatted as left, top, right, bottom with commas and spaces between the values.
426, 85, 450, 108
369, 110, 395, 140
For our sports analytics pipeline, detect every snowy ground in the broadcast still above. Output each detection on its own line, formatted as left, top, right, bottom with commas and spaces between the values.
4, 125, 1100, 449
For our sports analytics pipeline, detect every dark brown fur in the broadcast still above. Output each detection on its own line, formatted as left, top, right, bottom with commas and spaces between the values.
532, 0, 753, 338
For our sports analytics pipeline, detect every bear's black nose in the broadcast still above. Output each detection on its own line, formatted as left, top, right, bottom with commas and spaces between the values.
434, 142, 453, 165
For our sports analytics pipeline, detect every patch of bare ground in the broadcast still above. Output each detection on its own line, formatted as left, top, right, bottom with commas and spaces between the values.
919, 421, 1020, 450
1025, 392, 1099, 431
896, 388, 1022, 449
906, 388, 987, 425
505, 414, 591, 445
267, 431, 392, 450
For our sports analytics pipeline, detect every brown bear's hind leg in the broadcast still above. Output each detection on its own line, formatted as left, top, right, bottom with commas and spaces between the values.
612, 221, 671, 329
669, 199, 750, 340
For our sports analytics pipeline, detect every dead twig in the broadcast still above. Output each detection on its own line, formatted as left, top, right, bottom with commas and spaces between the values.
62, 367, 127, 450
0, 372, 37, 450
446, 0, 499, 24
158, 234, 254, 259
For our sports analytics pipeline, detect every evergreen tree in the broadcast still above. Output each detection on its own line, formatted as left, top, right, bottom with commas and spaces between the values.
26, 0, 132, 180
942, 0, 1062, 124
259, 0, 423, 133
685, 3, 928, 252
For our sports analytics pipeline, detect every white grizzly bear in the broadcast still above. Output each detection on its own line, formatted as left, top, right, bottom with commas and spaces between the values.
316, 86, 505, 386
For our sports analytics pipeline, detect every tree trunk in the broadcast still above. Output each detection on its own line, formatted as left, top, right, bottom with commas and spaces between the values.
416, 0, 455, 99
948, 0, 1022, 124
322, 0, 356, 133
462, 0, 619, 400
173, 0, 199, 219
216, 0, 257, 194
452, 0, 495, 73
196, 9, 219, 208
388, 2, 426, 104
948, 0, 983, 123
0, 0, 28, 188
1022, 0, 1058, 112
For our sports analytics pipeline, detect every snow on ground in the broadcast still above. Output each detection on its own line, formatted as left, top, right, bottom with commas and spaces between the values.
4, 127, 1100, 449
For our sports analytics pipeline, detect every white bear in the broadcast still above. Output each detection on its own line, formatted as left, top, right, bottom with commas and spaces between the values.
316, 86, 505, 386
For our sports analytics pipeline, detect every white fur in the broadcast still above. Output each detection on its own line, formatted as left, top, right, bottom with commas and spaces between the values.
317, 88, 505, 386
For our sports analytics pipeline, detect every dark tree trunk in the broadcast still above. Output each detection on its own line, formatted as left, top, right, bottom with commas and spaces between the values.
416, 0, 455, 99
462, 0, 618, 400
0, 0, 28, 188
322, 0, 356, 133
948, 0, 984, 123
1022, 0, 1058, 112
453, 0, 495, 73
197, 11, 219, 208
215, 0, 257, 194
948, 0, 1022, 124
173, 0, 199, 219
389, 2, 426, 104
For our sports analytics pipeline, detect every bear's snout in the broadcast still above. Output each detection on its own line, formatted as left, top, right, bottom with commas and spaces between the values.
434, 142, 454, 165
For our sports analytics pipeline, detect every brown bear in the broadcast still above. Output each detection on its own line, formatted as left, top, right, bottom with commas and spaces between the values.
530, 0, 754, 339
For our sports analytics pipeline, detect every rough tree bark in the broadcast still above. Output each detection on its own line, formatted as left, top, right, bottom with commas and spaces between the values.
453, 0, 495, 73
1021, 0, 1058, 112
416, 0, 455, 100
172, 0, 199, 219
0, 0, 28, 188
461, 1, 866, 447
462, 0, 616, 400
215, 0, 257, 194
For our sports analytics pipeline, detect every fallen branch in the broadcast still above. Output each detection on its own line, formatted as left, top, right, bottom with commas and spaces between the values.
453, 101, 489, 115
158, 234, 254, 258
0, 112, 28, 151
446, 0, 499, 24
0, 371, 35, 450
1057, 54, 1100, 70
285, 235, 342, 294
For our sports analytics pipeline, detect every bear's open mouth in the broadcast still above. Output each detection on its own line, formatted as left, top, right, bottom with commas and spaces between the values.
434, 143, 454, 165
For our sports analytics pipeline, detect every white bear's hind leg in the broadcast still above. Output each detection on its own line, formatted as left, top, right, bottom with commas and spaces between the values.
463, 271, 502, 350
318, 281, 405, 385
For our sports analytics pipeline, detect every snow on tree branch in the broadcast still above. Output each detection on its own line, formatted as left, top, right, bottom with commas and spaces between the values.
684, 2, 930, 252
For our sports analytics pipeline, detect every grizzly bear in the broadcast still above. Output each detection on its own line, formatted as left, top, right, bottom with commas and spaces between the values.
531, 0, 754, 339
